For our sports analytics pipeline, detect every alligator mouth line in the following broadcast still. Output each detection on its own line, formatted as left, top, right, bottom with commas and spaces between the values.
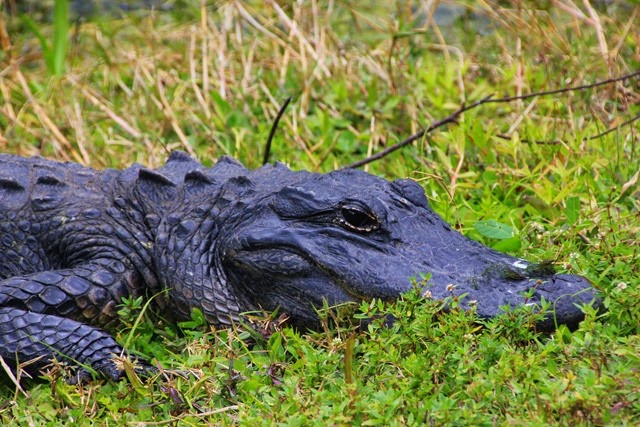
303, 254, 380, 303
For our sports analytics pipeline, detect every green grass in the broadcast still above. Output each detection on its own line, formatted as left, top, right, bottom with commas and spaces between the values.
19, 0, 69, 76
1, 1, 639, 425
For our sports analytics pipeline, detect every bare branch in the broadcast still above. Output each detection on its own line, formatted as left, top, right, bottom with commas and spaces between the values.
341, 94, 495, 170
586, 112, 640, 140
263, 97, 292, 166
494, 133, 560, 145
496, 111, 640, 145
343, 70, 640, 169
484, 69, 640, 104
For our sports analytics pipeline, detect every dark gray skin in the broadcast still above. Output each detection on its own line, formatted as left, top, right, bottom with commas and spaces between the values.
0, 151, 598, 381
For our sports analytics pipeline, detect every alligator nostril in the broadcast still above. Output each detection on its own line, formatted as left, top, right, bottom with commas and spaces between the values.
502, 268, 527, 281
481, 264, 528, 281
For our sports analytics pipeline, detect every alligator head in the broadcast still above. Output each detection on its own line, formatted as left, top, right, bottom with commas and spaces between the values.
205, 162, 598, 332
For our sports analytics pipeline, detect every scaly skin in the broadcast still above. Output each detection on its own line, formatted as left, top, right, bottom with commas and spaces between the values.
0, 151, 599, 381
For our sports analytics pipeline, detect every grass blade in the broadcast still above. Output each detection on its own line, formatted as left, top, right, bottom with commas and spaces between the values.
51, 0, 70, 76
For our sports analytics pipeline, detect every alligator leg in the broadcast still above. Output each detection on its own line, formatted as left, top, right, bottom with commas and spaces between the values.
0, 261, 151, 381
0, 307, 130, 381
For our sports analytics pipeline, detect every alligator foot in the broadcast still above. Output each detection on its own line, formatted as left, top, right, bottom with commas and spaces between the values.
0, 307, 151, 383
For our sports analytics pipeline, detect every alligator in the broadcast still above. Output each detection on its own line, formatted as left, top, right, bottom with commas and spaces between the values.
0, 151, 598, 381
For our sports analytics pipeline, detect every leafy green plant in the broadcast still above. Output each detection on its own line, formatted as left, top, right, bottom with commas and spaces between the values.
473, 219, 522, 252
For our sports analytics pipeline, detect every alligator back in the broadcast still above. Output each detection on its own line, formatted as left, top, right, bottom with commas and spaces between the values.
0, 155, 109, 278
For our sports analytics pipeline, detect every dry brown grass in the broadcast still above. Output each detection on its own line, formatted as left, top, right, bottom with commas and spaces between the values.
1, 1, 636, 172
0, 2, 639, 424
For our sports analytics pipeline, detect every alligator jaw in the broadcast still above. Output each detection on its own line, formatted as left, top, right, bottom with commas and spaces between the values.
413, 256, 598, 332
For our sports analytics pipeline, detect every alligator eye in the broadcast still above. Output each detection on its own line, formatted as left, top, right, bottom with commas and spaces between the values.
337, 205, 380, 232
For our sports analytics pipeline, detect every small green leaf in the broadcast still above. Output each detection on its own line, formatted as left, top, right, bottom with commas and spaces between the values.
565, 196, 580, 225
473, 219, 514, 240
177, 308, 207, 329
492, 236, 522, 252
481, 169, 498, 185
382, 96, 401, 112
337, 131, 358, 152
210, 90, 231, 115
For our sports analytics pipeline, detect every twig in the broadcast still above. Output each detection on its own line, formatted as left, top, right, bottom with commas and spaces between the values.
263, 97, 292, 165
494, 133, 560, 145
496, 111, 640, 145
588, 112, 640, 140
484, 69, 640, 104
341, 95, 494, 170
344, 70, 640, 169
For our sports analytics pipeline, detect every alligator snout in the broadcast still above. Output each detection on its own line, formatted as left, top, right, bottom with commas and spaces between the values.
417, 260, 598, 332
522, 274, 597, 330
384, 209, 599, 332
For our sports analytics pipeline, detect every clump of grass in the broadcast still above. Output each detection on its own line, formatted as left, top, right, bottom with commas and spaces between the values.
18, 0, 70, 76
0, 1, 639, 425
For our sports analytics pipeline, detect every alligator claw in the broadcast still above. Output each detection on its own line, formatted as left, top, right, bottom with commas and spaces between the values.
66, 357, 158, 385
